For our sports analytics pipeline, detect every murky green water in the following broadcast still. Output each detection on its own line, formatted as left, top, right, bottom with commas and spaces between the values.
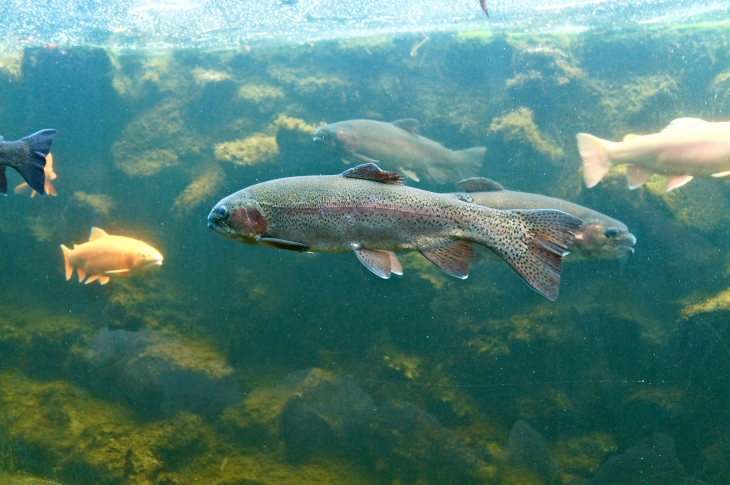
1, 20, 730, 485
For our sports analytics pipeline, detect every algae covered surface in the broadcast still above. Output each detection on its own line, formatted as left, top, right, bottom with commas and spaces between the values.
1, 21, 730, 485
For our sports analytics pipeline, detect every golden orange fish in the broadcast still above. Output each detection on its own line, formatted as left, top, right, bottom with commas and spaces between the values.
61, 227, 163, 285
15, 152, 57, 197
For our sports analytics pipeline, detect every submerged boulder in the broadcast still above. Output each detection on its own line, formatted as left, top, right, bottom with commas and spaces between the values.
505, 420, 562, 484
589, 433, 706, 485
72, 328, 242, 417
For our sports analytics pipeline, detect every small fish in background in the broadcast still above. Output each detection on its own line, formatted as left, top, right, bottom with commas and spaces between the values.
0, 129, 56, 196
207, 163, 581, 301
577, 117, 730, 191
453, 177, 636, 261
313, 119, 486, 184
61, 227, 163, 285
15, 152, 58, 197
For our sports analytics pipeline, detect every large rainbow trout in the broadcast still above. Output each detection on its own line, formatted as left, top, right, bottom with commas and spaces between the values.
207, 163, 581, 300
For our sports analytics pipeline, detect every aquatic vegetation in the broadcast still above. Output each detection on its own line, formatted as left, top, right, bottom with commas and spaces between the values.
191, 67, 231, 85
683, 287, 730, 316
383, 349, 422, 379
642, 178, 728, 233
238, 83, 286, 102
267, 66, 349, 95
72, 191, 115, 217
273, 114, 322, 134
109, 53, 192, 99
597, 74, 680, 127
173, 164, 224, 216
489, 108, 565, 160
214, 133, 279, 166
221, 368, 335, 447
26, 216, 55, 242
398, 252, 449, 289
550, 433, 618, 476
112, 100, 201, 177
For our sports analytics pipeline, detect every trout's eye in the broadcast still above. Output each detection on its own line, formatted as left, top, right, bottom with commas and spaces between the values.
605, 228, 619, 238
328, 129, 336, 138
216, 206, 229, 219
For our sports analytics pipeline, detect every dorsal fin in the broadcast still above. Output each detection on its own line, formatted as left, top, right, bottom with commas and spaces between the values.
342, 163, 405, 185
89, 227, 109, 241
661, 117, 707, 133
392, 118, 421, 134
457, 177, 504, 193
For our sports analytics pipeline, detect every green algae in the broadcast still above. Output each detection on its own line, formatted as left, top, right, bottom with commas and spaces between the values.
489, 108, 565, 161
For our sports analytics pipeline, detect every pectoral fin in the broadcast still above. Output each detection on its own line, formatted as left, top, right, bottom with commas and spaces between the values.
105, 269, 131, 274
99, 276, 111, 285
354, 248, 402, 279
711, 171, 730, 178
419, 240, 474, 279
258, 237, 309, 252
626, 165, 653, 189
666, 175, 693, 191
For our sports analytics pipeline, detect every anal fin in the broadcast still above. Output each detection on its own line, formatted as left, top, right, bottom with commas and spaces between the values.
77, 267, 87, 282
419, 240, 474, 279
666, 174, 693, 191
85, 274, 101, 284
355, 248, 402, 279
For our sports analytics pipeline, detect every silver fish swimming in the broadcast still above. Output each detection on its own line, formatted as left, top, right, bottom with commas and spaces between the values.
208, 163, 582, 300
0, 129, 56, 195
453, 177, 636, 260
313, 119, 485, 183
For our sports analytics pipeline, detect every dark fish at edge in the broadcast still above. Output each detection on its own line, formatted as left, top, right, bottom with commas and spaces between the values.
207, 163, 582, 300
0, 129, 56, 196
452, 177, 636, 260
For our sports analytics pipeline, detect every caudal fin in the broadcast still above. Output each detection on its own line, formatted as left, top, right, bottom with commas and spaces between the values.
456, 147, 487, 167
60, 244, 73, 280
576, 133, 612, 188
490, 209, 582, 301
17, 129, 56, 195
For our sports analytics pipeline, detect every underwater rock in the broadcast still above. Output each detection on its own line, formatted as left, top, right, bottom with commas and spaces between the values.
220, 367, 336, 448
281, 373, 377, 461
72, 329, 242, 417
505, 420, 562, 484
366, 399, 494, 484
588, 433, 705, 485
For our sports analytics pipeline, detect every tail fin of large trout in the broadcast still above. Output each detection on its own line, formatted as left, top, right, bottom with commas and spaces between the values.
490, 209, 581, 301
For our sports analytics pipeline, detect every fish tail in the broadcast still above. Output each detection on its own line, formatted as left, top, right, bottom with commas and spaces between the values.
60, 244, 73, 280
576, 133, 613, 188
456, 147, 487, 167
17, 129, 56, 195
476, 209, 582, 301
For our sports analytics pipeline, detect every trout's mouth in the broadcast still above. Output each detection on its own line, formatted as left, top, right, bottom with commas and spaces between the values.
575, 223, 636, 259
208, 201, 269, 244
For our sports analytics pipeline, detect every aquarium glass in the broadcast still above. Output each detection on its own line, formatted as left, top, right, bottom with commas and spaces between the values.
1, 0, 730, 484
